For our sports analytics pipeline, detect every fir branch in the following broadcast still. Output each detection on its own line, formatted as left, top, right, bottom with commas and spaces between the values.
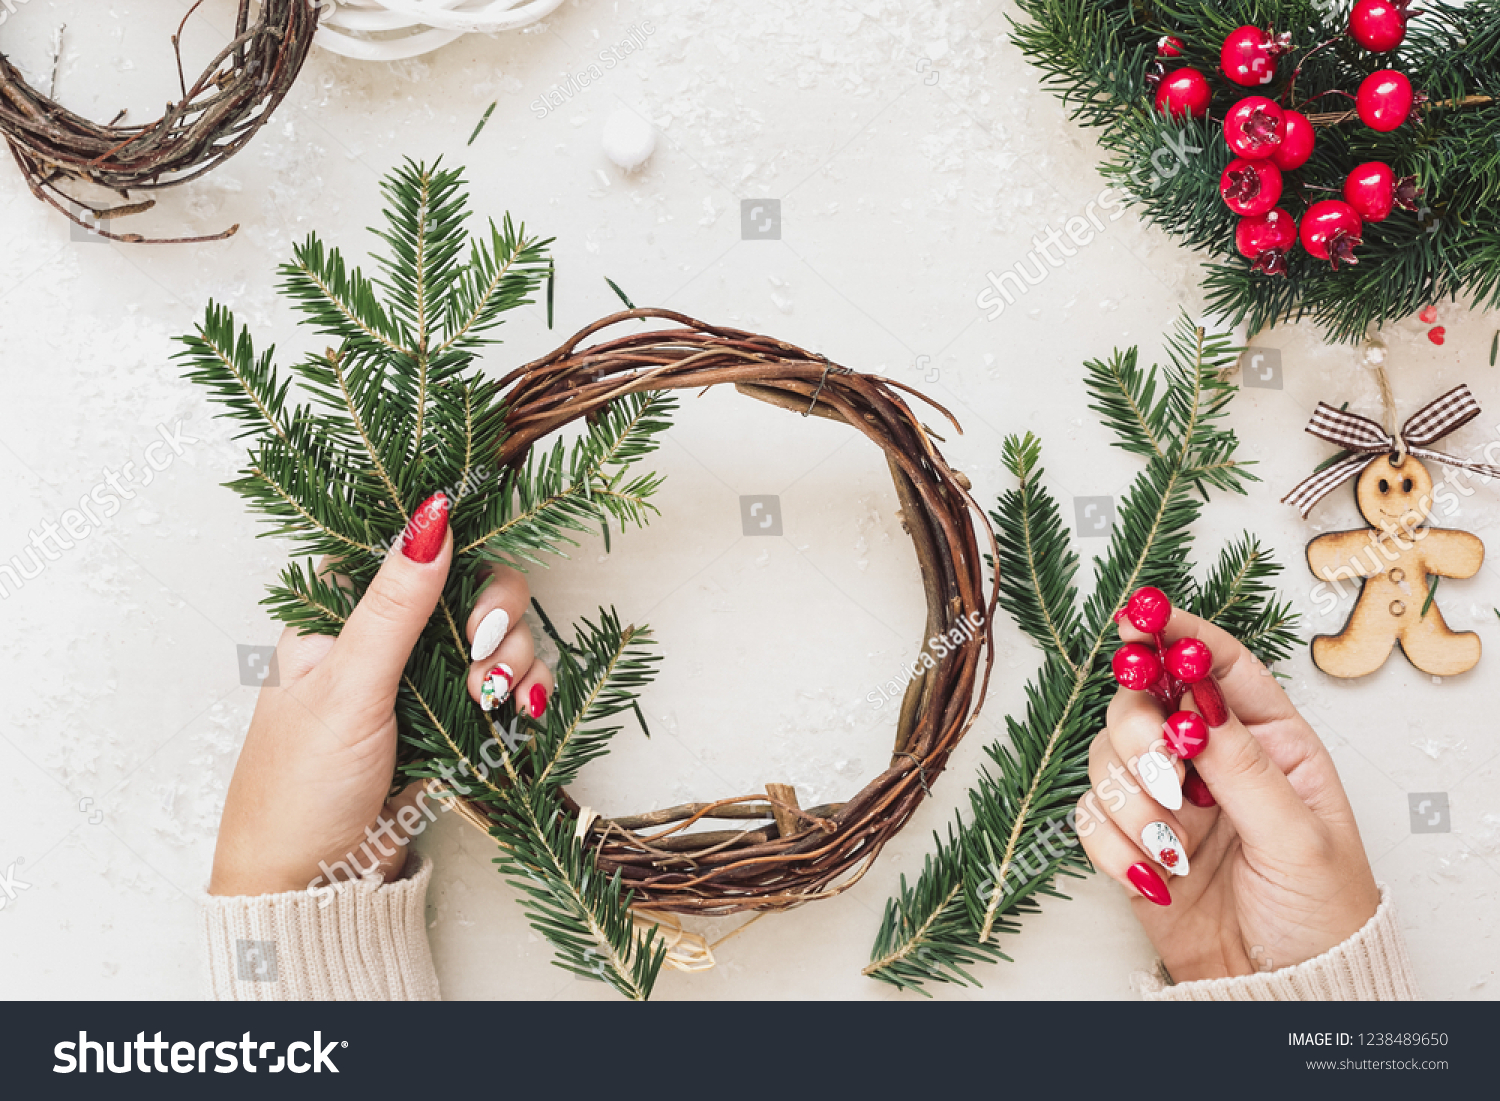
532, 610, 661, 790
176, 303, 294, 445
992, 433, 1083, 672
865, 318, 1301, 992
182, 160, 674, 1000
1011, 0, 1500, 342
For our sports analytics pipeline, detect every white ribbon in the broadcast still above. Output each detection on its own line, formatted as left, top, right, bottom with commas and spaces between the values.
316, 0, 567, 60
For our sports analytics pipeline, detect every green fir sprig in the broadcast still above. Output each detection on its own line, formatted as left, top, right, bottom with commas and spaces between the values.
865, 317, 1299, 994
1009, 0, 1500, 342
178, 160, 675, 1000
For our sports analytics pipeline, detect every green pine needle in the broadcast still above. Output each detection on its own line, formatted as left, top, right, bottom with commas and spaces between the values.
468, 101, 498, 146
605, 277, 636, 310
1421, 574, 1441, 617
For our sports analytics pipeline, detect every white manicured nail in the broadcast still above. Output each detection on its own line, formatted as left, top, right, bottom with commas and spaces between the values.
471, 608, 510, 661
1136, 750, 1183, 811
1142, 821, 1189, 877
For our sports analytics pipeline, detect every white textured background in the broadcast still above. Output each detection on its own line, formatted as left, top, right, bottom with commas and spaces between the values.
0, 0, 1495, 1001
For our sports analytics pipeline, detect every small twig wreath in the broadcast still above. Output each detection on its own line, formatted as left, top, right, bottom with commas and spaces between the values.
0, 0, 317, 243
453, 308, 999, 916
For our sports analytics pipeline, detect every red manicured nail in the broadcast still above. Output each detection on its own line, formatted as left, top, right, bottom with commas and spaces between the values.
1192, 675, 1229, 728
529, 682, 549, 719
1183, 770, 1216, 808
1127, 862, 1172, 906
401, 492, 450, 564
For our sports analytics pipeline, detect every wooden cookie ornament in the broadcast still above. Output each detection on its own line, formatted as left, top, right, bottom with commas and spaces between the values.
1283, 386, 1498, 678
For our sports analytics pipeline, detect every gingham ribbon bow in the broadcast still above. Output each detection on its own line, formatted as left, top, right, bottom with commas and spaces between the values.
1282, 385, 1500, 517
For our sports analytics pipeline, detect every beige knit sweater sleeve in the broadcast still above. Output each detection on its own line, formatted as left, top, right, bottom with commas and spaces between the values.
1136, 885, 1420, 1001
200, 852, 441, 1001
201, 864, 1417, 1001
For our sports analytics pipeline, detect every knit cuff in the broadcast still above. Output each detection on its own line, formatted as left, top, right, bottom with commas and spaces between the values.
200, 852, 440, 1001
1137, 885, 1419, 1001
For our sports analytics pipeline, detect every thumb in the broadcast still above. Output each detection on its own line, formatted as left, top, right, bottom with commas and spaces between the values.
326, 493, 452, 703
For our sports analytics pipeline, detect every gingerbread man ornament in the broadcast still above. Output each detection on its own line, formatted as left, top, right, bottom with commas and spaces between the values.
1306, 454, 1482, 678
1284, 385, 1500, 680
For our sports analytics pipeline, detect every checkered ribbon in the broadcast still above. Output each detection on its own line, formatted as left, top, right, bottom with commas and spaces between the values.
1282, 385, 1500, 517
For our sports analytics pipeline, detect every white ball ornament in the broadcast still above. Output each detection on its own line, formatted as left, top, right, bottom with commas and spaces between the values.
601, 108, 656, 171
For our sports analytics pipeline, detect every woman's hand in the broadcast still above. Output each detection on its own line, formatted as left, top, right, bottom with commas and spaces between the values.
1077, 605, 1381, 982
209, 494, 554, 898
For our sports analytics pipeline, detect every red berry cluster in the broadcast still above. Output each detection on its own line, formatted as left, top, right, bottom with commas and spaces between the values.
1110, 587, 1223, 761
1150, 3, 1423, 276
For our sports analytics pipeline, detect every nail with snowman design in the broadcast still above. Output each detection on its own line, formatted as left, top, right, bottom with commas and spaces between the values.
1141, 821, 1189, 877
1135, 748, 1183, 811
470, 608, 511, 662
480, 663, 515, 712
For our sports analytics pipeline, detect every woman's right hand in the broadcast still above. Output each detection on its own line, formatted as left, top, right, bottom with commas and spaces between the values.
1076, 605, 1381, 983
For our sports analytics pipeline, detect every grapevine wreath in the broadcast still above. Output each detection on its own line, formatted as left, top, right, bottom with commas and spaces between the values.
180, 161, 997, 998
474, 309, 999, 915
1010, 0, 1500, 342
0, 0, 317, 242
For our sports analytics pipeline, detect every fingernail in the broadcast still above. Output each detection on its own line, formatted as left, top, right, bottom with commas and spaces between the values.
1163, 711, 1210, 760
1127, 861, 1172, 906
1142, 821, 1190, 877
1192, 675, 1229, 728
480, 664, 514, 712
1183, 770, 1216, 808
529, 682, 549, 719
401, 492, 450, 564
1136, 749, 1183, 811
470, 608, 510, 661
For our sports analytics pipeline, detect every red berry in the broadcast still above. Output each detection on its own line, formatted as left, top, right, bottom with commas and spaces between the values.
1158, 847, 1179, 868
1163, 711, 1211, 760
1351, 0, 1409, 52
1357, 70, 1414, 131
1219, 158, 1283, 216
1300, 200, 1364, 269
1154, 67, 1212, 119
1125, 586, 1173, 633
1344, 161, 1398, 222
1429, 326, 1446, 345
1236, 208, 1298, 276
1157, 35, 1185, 58
1270, 109, 1315, 171
1112, 642, 1164, 692
1223, 96, 1284, 159
1220, 25, 1290, 87
1419, 305, 1438, 323
1163, 637, 1214, 684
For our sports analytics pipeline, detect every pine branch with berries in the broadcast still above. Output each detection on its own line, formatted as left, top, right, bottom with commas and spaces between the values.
178, 160, 676, 1000
1010, 0, 1500, 342
864, 317, 1300, 994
